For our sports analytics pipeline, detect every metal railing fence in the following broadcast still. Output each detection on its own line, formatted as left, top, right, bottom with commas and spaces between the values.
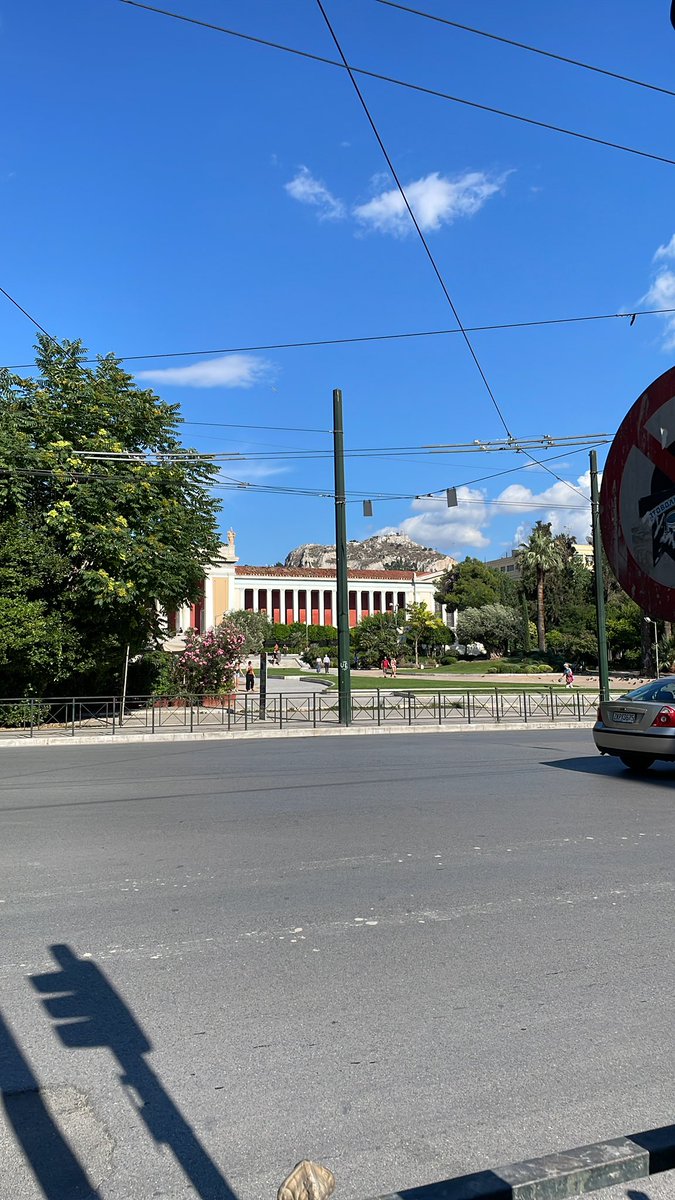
0, 686, 616, 740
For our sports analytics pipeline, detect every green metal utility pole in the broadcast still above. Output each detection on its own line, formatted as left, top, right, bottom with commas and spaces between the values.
333, 388, 351, 725
590, 449, 610, 701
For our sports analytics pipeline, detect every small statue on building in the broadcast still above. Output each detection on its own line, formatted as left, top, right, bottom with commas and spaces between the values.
227, 528, 236, 556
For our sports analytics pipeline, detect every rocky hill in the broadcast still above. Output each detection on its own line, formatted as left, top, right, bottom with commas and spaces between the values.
284, 532, 454, 573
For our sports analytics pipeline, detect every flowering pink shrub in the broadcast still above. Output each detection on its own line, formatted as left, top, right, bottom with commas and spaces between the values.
177, 620, 246, 696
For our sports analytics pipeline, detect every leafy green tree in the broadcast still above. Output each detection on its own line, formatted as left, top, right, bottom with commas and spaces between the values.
352, 612, 400, 667
435, 556, 516, 613
517, 522, 564, 652
456, 604, 520, 656
404, 601, 448, 665
226, 610, 272, 655
0, 336, 221, 695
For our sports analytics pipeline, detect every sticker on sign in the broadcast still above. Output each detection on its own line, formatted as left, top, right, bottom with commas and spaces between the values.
601, 364, 675, 619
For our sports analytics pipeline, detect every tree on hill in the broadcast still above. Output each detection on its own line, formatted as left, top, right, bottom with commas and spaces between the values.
0, 336, 221, 695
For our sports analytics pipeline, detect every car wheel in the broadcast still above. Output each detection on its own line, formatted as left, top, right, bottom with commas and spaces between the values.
619, 753, 655, 772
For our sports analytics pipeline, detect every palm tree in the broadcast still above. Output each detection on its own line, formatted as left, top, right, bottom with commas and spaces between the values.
517, 522, 564, 652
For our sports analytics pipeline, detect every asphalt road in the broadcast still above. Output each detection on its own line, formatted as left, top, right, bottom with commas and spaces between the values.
0, 731, 673, 1200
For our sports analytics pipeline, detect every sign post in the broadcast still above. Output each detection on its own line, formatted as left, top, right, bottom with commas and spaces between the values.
590, 450, 610, 701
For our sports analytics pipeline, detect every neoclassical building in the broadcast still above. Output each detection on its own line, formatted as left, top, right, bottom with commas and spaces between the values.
169, 531, 451, 633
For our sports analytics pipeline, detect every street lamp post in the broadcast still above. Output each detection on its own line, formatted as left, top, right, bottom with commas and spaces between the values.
645, 617, 660, 677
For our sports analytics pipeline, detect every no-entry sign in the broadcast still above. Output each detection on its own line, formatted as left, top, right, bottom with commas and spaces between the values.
601, 364, 675, 619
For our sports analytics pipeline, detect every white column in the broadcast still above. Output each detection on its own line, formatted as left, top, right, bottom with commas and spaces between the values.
204, 575, 215, 630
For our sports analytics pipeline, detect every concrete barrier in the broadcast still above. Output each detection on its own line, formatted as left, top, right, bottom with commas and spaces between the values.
367, 1122, 675, 1200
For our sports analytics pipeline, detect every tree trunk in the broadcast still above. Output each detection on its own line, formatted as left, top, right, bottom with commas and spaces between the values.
521, 592, 531, 654
536, 569, 546, 652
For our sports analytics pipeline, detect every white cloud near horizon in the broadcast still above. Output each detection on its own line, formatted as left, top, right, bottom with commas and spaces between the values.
640, 234, 675, 350
284, 166, 346, 221
654, 234, 675, 261
136, 354, 271, 389
394, 486, 491, 551
353, 170, 508, 237
388, 471, 593, 557
498, 470, 593, 545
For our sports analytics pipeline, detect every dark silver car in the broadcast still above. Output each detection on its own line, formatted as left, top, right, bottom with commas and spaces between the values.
594, 676, 675, 770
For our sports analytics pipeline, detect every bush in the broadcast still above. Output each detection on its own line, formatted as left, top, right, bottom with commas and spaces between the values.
177, 621, 246, 696
440, 652, 458, 665
300, 644, 335, 667
0, 699, 51, 728
268, 623, 337, 651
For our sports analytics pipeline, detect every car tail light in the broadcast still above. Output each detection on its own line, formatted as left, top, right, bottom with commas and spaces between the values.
651, 705, 675, 727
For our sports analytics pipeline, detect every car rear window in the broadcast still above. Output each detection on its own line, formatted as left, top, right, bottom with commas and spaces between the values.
623, 678, 675, 703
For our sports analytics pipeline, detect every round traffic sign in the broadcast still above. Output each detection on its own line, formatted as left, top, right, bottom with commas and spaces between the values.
600, 364, 675, 619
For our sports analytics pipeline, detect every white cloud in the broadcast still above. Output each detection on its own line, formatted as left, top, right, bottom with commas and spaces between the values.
497, 471, 592, 544
654, 234, 675, 261
353, 170, 508, 237
395, 486, 491, 551
642, 266, 675, 349
284, 166, 345, 221
136, 355, 270, 389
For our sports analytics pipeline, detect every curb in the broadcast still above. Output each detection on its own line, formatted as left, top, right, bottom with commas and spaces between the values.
368, 1122, 675, 1200
0, 719, 594, 749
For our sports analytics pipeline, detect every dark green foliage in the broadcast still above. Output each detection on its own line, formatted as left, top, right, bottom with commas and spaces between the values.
456, 604, 521, 656
0, 336, 221, 696
269, 622, 337, 650
435, 557, 517, 612
351, 612, 401, 667
226, 610, 272, 654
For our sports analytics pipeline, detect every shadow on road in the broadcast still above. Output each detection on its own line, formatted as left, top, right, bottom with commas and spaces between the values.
543, 756, 675, 785
31, 944, 238, 1200
0, 1006, 102, 1199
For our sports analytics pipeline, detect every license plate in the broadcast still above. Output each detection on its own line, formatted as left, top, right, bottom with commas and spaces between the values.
612, 711, 637, 724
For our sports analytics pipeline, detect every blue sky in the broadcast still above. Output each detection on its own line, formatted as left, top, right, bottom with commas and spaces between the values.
2, 0, 675, 564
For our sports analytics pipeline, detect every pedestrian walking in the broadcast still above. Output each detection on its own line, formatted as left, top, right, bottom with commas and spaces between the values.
390, 656, 397, 678
561, 662, 575, 688
274, 642, 280, 665
315, 656, 322, 674
234, 660, 243, 690
323, 653, 331, 673
245, 661, 255, 691
382, 655, 390, 677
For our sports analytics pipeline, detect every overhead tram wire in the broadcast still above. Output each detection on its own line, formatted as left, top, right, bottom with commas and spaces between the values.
375, 0, 675, 101
116, 1, 675, 169
313, 0, 511, 438
0, 285, 57, 345
313, 1, 597, 506
4, 305, 675, 371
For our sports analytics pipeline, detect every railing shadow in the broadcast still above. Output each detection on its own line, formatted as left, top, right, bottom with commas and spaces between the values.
0, 1005, 102, 1199
31, 944, 238, 1200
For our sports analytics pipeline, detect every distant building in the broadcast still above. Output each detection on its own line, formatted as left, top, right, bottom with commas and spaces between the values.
485, 543, 593, 580
167, 531, 450, 633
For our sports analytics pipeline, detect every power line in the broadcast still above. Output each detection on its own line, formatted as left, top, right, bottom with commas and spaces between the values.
0, 285, 56, 344
116, 0, 675, 169
4, 304, 673, 371
375, 0, 675, 101
314, 0, 512, 438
